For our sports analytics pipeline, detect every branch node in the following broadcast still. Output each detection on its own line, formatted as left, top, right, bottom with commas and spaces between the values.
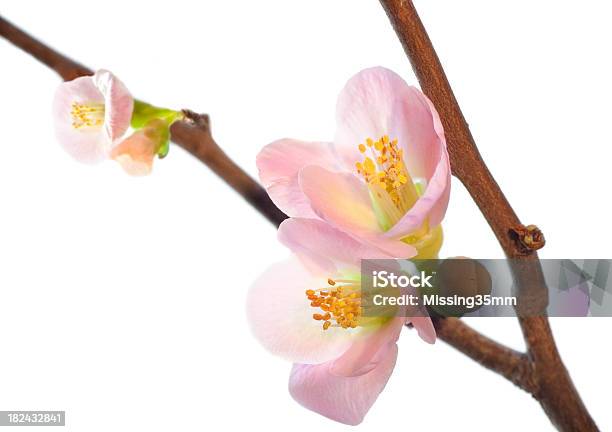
509, 224, 546, 254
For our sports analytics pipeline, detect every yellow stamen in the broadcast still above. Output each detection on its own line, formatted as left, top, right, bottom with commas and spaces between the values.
70, 101, 105, 130
305, 278, 361, 331
355, 135, 420, 229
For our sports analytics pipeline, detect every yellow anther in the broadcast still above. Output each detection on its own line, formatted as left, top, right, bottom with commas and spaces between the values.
358, 143, 366, 153
70, 101, 105, 130
354, 134, 420, 227
306, 278, 361, 331
363, 157, 376, 175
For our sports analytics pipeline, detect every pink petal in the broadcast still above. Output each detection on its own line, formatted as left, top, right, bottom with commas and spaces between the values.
278, 218, 392, 274
111, 129, 157, 176
289, 343, 398, 425
299, 165, 416, 257
330, 317, 404, 377
52, 75, 108, 163
92, 69, 134, 143
384, 149, 450, 239
407, 316, 436, 344
334, 67, 415, 171
384, 93, 451, 238
333, 67, 451, 238
257, 139, 338, 218
247, 257, 356, 364
298, 165, 378, 234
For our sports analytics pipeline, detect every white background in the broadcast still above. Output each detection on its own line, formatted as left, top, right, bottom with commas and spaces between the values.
0, 1, 610, 430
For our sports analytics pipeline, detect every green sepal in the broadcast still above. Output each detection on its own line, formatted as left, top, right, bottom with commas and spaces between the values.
156, 123, 171, 159
131, 100, 181, 129
131, 100, 182, 159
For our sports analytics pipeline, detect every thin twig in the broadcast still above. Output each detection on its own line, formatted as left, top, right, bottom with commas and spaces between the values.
379, 1, 597, 430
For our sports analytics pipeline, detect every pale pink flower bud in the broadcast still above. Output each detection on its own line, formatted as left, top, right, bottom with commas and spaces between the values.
111, 119, 168, 176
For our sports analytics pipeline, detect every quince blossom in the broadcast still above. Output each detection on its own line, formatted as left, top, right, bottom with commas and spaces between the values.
247, 218, 435, 425
257, 67, 451, 259
52, 70, 176, 175
52, 69, 133, 164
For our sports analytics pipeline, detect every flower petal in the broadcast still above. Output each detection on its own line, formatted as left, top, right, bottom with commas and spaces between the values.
384, 148, 450, 239
257, 139, 338, 218
52, 75, 108, 163
385, 92, 451, 238
299, 165, 416, 257
334, 67, 414, 171
330, 317, 404, 377
246, 257, 356, 364
111, 130, 157, 176
278, 218, 392, 274
289, 343, 398, 425
333, 67, 451, 238
407, 316, 436, 344
298, 165, 378, 234
92, 69, 134, 143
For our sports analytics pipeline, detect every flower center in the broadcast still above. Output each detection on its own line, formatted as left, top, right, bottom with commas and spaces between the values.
355, 135, 420, 230
305, 278, 361, 331
70, 101, 105, 130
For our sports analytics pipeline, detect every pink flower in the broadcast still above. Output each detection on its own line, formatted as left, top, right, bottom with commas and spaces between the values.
247, 218, 435, 425
111, 119, 168, 176
53, 69, 134, 163
257, 67, 451, 259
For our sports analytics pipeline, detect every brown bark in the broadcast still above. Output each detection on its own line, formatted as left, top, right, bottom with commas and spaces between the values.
379, 1, 598, 430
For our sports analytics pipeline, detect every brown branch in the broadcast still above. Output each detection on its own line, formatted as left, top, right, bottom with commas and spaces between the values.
0, 15, 286, 228
169, 111, 287, 226
379, 1, 598, 430
0, 16, 91, 81
433, 318, 536, 393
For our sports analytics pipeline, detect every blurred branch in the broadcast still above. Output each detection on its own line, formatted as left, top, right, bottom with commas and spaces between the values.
0, 15, 90, 81
379, 0, 597, 430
